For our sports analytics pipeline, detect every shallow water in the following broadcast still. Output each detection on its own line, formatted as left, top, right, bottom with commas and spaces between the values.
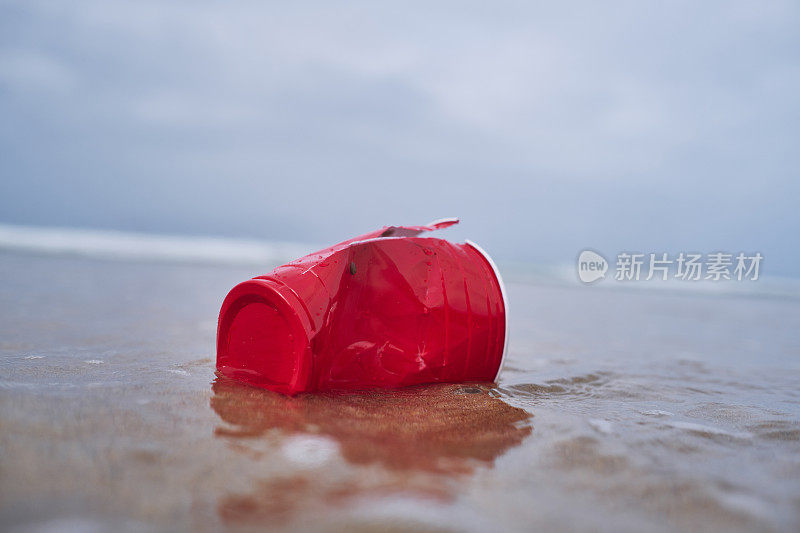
1, 251, 799, 531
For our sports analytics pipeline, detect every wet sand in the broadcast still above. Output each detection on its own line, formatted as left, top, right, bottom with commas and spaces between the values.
1, 251, 799, 531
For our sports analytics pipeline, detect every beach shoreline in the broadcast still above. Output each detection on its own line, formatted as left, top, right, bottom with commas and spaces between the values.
1, 250, 799, 531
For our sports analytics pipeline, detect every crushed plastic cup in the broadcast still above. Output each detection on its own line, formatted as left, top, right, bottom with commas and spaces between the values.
216, 218, 508, 395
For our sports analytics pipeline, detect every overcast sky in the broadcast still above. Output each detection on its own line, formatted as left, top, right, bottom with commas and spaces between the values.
1, 1, 799, 275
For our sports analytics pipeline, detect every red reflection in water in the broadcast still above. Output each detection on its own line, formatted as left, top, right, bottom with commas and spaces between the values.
211, 376, 531, 524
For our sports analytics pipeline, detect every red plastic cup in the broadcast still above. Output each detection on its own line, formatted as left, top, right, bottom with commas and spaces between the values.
216, 218, 508, 395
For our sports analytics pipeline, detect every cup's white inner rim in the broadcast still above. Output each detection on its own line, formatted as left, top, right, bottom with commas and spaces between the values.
464, 240, 509, 383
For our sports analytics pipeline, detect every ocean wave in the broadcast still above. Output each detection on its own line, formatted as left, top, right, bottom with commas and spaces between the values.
0, 223, 314, 266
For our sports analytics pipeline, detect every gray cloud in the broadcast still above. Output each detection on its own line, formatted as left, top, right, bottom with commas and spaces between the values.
1, 0, 799, 274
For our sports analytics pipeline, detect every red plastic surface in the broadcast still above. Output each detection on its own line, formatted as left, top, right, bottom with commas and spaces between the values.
216, 219, 507, 395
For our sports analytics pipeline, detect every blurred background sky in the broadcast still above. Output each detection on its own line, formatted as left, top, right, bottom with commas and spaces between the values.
1, 1, 799, 275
